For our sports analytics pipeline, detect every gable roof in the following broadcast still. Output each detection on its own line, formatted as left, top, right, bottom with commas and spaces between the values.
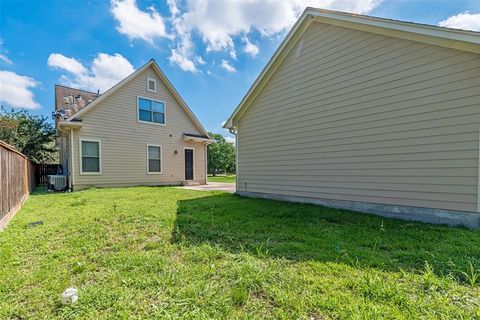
223, 7, 480, 129
64, 59, 210, 138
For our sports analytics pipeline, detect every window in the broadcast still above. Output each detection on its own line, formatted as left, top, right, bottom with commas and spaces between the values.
147, 145, 162, 174
138, 97, 165, 124
80, 139, 101, 174
147, 77, 157, 93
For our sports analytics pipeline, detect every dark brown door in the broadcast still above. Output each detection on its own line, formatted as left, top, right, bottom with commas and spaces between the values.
185, 149, 194, 180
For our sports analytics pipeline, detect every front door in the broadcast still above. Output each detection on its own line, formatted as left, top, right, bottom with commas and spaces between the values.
185, 149, 194, 180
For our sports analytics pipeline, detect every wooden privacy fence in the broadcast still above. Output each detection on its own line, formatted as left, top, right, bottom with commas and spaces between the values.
36, 163, 62, 185
0, 140, 37, 230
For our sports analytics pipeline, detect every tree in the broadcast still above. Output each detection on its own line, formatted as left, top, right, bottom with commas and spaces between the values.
0, 107, 57, 163
207, 132, 235, 176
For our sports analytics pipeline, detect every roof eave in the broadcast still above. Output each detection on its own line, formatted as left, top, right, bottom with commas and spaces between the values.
149, 63, 211, 138
308, 8, 480, 53
224, 7, 480, 127
183, 135, 215, 144
65, 60, 155, 122
223, 9, 313, 129
63, 59, 211, 139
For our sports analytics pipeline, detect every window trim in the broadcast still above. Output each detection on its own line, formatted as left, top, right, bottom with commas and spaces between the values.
184, 147, 195, 181
79, 138, 102, 175
146, 144, 163, 174
146, 76, 157, 93
137, 96, 166, 126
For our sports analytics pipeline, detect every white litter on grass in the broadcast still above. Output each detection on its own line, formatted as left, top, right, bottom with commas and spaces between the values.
61, 288, 78, 305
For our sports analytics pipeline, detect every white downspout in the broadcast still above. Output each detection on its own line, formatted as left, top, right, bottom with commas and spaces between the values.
70, 128, 74, 191
205, 143, 208, 185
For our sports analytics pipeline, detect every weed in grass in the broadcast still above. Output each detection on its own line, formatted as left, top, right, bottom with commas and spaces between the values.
338, 249, 363, 270
360, 273, 407, 306
231, 286, 249, 306
253, 242, 270, 258
458, 260, 480, 286
371, 221, 385, 253
69, 196, 87, 207
71, 261, 86, 274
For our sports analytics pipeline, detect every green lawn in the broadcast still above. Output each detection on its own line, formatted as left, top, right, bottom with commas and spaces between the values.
208, 174, 236, 183
1, 186, 480, 319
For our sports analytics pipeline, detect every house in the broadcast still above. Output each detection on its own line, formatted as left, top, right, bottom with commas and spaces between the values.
224, 8, 480, 228
55, 59, 212, 191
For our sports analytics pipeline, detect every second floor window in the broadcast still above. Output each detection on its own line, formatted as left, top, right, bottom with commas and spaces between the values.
138, 97, 165, 124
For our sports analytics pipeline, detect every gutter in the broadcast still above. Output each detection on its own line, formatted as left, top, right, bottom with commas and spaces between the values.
58, 121, 83, 128
69, 128, 74, 191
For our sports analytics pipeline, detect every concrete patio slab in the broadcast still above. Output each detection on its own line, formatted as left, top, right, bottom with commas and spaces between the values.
178, 182, 235, 193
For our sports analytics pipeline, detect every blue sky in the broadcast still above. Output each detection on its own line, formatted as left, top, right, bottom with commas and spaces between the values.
1, 0, 480, 140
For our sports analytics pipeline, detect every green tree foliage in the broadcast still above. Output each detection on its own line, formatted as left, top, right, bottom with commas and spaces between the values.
0, 107, 57, 163
207, 132, 235, 175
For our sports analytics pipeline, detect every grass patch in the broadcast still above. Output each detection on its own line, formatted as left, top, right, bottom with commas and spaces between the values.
208, 175, 236, 183
1, 186, 479, 319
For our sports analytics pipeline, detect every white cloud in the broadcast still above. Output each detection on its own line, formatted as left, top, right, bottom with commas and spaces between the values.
169, 49, 198, 72
111, 0, 170, 44
0, 71, 40, 109
0, 54, 12, 65
166, 0, 180, 16
243, 37, 259, 57
47, 53, 135, 92
225, 136, 235, 144
195, 56, 206, 65
168, 1, 200, 73
221, 59, 236, 73
0, 38, 13, 65
439, 12, 480, 31
178, 0, 381, 53
110, 0, 382, 72
48, 53, 87, 74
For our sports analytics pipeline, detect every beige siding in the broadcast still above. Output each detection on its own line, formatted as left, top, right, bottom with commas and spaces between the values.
71, 66, 206, 189
237, 22, 480, 213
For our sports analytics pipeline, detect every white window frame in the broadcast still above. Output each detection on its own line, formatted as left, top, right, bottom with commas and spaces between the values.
147, 144, 163, 174
184, 147, 195, 181
79, 138, 102, 175
146, 76, 157, 93
137, 96, 166, 126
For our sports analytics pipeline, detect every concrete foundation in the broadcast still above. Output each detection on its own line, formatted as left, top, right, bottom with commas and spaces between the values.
73, 179, 206, 191
237, 191, 480, 229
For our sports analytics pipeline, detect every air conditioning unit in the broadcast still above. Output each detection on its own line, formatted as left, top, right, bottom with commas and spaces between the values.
48, 175, 67, 191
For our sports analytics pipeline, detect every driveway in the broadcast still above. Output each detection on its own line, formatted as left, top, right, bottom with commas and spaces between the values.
178, 182, 235, 193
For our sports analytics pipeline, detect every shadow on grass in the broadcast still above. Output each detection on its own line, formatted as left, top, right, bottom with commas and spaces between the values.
30, 186, 49, 196
172, 193, 480, 277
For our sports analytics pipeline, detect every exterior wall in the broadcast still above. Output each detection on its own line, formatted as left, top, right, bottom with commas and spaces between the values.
57, 136, 69, 175
237, 22, 480, 214
71, 66, 207, 190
